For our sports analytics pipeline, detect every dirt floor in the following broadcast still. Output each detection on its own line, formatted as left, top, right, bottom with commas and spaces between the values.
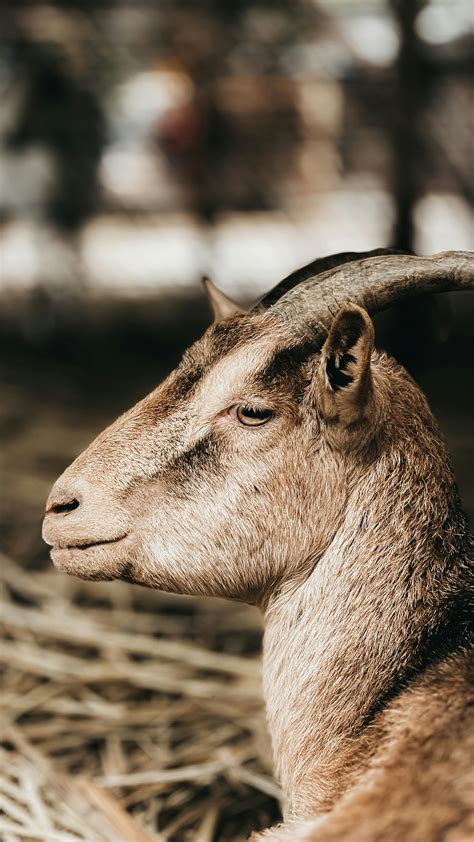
0, 290, 472, 841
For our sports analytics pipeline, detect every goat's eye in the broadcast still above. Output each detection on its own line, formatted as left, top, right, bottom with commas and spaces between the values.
233, 405, 273, 427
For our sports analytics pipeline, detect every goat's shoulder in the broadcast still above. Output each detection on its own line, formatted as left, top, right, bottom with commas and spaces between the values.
253, 647, 473, 842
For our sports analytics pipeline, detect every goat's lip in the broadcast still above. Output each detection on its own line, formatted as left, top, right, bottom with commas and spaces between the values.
50, 534, 131, 579
52, 534, 128, 552
50, 534, 128, 565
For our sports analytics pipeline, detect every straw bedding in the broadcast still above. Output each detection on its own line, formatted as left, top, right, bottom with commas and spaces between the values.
0, 553, 282, 840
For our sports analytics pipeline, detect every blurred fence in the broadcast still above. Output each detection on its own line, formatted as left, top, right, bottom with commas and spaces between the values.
0, 0, 472, 299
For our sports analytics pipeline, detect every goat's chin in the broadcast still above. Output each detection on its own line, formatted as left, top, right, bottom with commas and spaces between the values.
50, 537, 133, 582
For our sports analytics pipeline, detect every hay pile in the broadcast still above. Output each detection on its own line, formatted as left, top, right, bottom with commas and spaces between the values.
0, 553, 282, 841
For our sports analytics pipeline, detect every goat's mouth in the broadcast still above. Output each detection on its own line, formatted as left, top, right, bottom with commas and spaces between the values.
50, 534, 130, 579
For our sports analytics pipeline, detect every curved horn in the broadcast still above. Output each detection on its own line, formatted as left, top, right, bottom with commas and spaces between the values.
261, 251, 474, 340
257, 248, 406, 309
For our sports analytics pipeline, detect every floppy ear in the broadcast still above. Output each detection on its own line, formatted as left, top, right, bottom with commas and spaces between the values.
202, 276, 244, 322
320, 305, 375, 426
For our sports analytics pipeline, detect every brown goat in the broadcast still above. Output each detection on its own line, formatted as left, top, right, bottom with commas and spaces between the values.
43, 250, 474, 841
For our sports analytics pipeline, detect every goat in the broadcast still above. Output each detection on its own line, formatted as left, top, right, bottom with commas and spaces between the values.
43, 250, 474, 841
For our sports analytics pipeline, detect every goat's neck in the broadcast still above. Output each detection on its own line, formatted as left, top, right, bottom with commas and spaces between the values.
261, 460, 467, 818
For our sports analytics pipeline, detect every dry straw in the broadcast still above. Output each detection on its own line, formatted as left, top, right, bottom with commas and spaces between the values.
0, 552, 282, 841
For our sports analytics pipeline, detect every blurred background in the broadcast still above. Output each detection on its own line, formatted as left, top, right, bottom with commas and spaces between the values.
0, 1, 473, 840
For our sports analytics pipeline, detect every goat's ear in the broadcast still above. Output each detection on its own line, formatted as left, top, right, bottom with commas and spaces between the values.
320, 305, 374, 426
202, 277, 244, 322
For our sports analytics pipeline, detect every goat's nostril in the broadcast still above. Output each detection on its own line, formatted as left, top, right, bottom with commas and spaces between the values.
48, 498, 80, 515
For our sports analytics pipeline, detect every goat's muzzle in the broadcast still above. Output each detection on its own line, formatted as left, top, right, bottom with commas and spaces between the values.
42, 475, 132, 580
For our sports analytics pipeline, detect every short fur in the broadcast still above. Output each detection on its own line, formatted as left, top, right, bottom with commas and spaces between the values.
43, 297, 473, 841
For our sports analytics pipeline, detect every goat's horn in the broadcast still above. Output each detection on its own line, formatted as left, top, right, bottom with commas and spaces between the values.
257, 248, 406, 309
263, 251, 474, 337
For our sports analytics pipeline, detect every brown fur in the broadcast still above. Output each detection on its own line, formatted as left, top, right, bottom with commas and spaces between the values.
252, 651, 473, 841
42, 302, 473, 841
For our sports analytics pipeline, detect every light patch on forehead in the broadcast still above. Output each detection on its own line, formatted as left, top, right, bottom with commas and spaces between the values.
190, 335, 279, 431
